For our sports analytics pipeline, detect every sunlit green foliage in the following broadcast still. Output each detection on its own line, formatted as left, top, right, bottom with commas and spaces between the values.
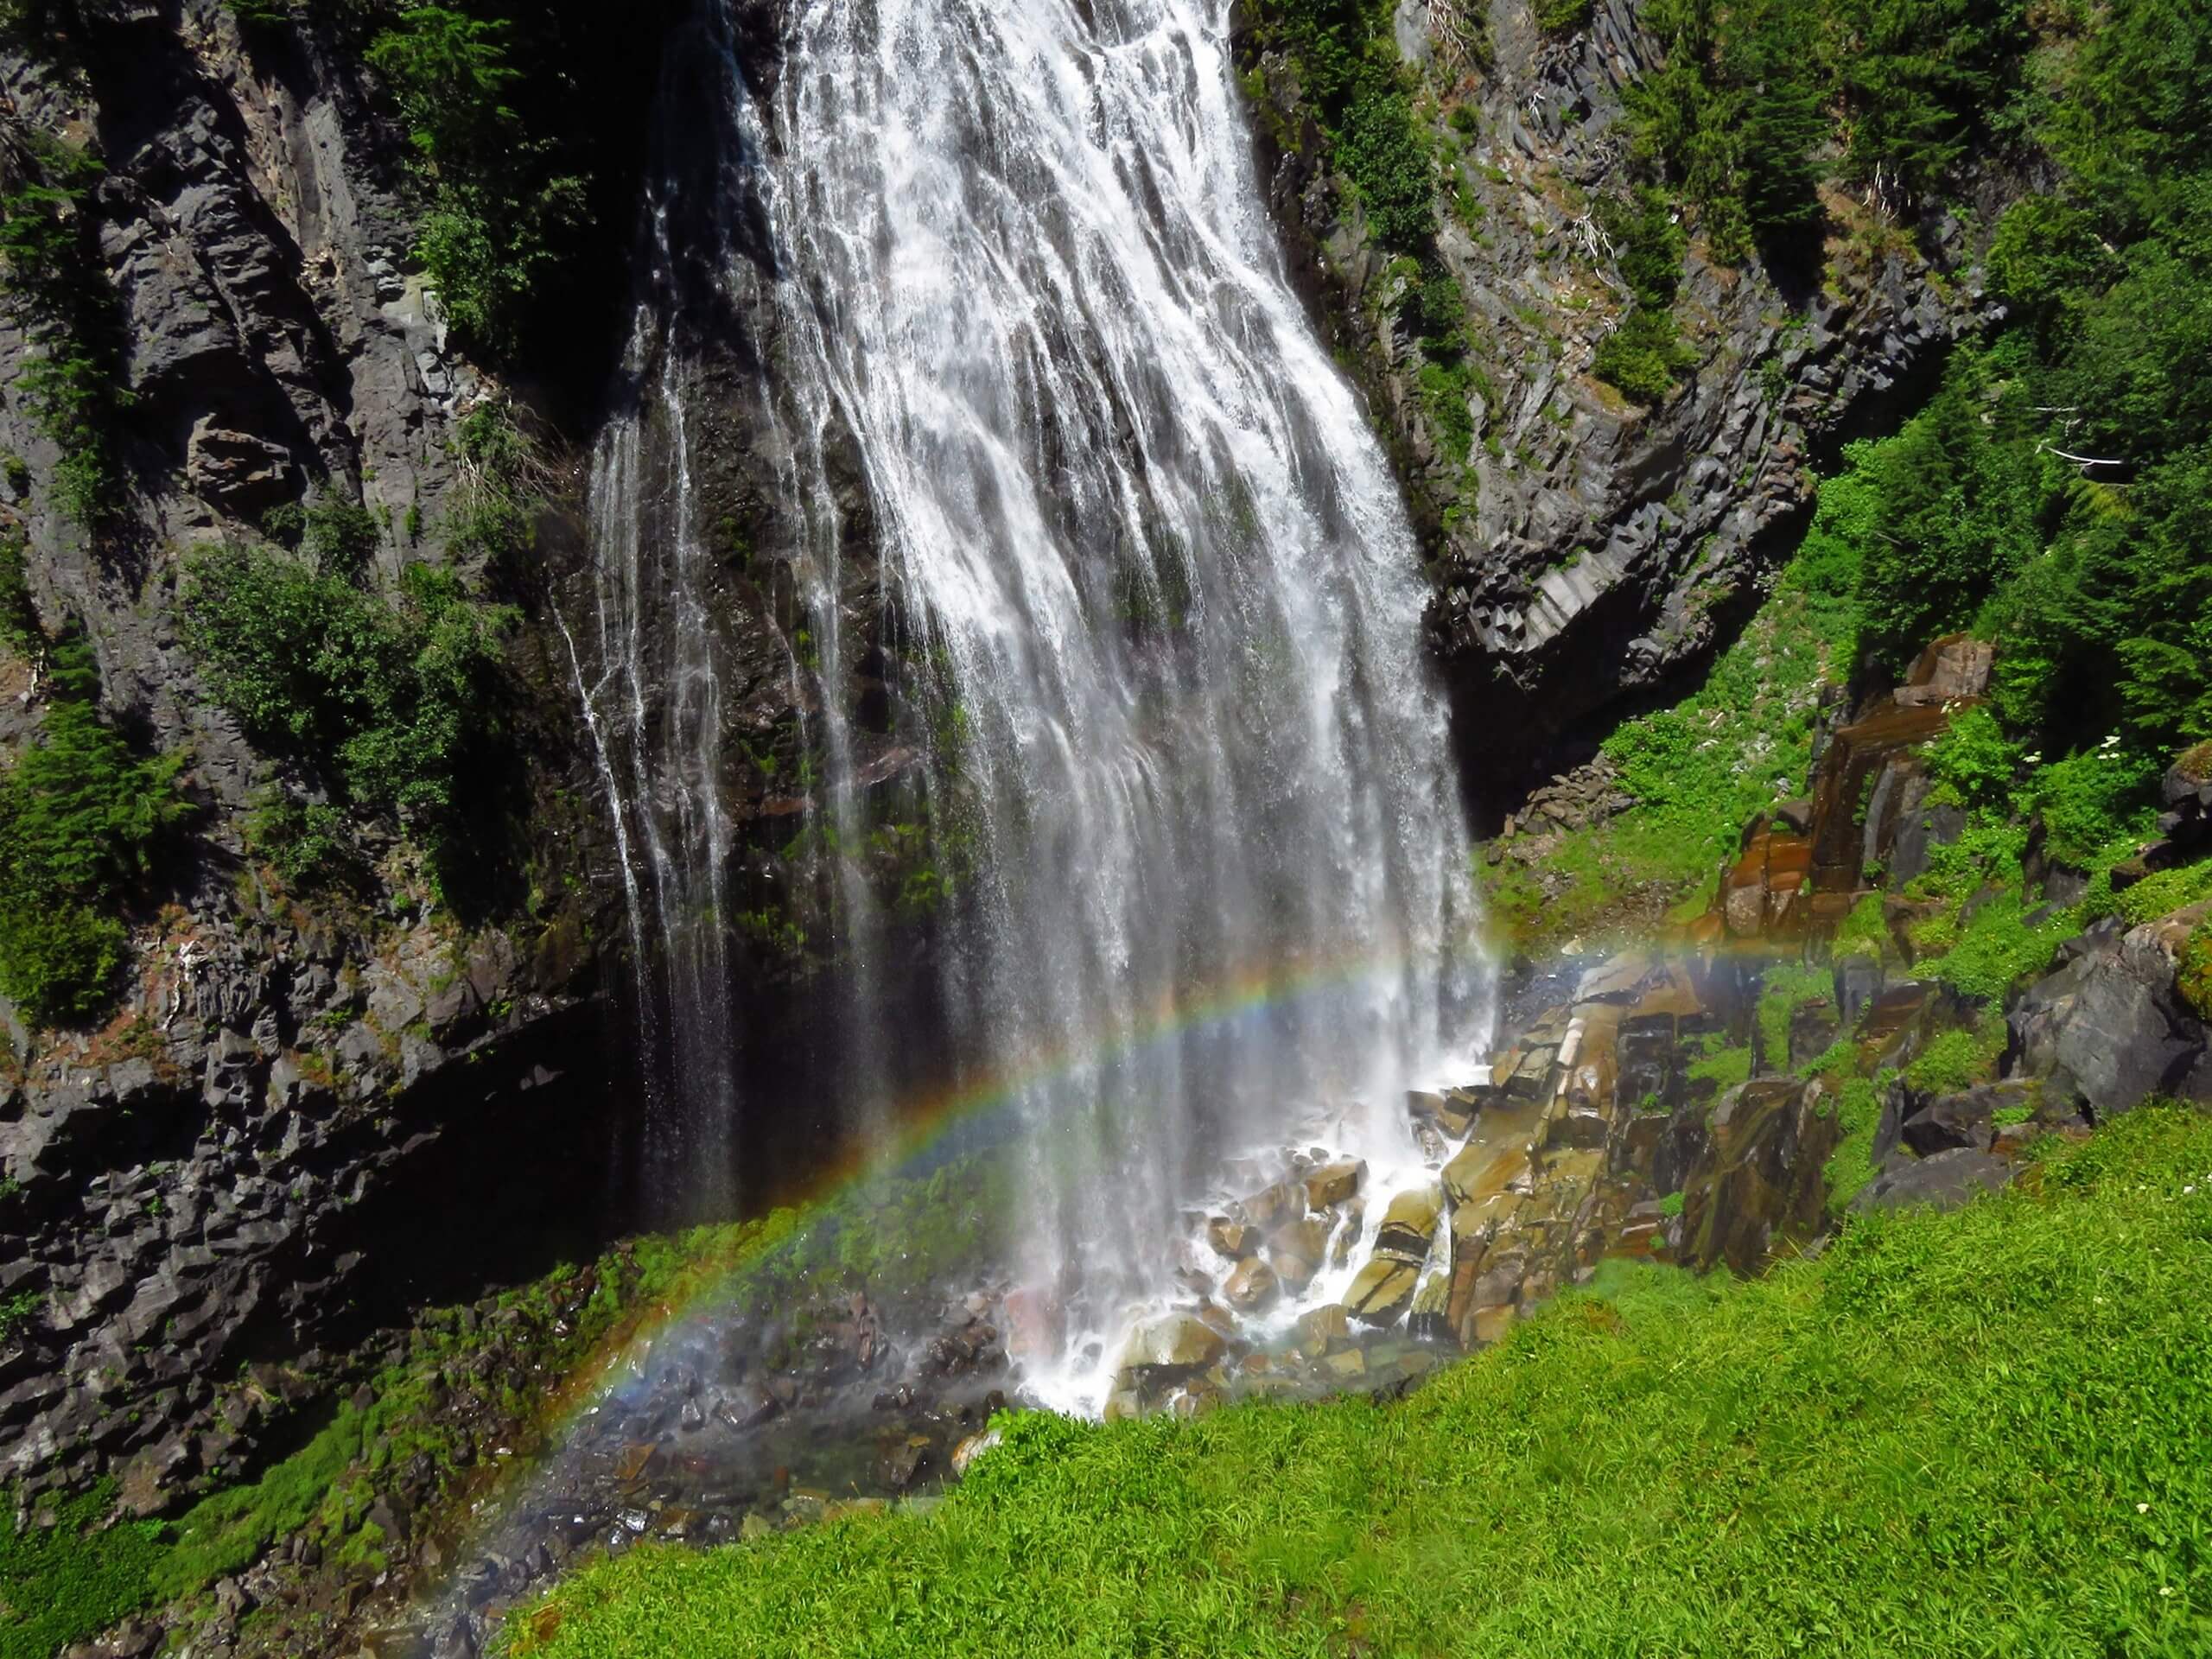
1628, 0, 2031, 260
365, 5, 588, 357
2180, 926, 2212, 1023
1479, 510, 1859, 948
0, 140, 128, 525
1820, 1076, 1885, 1216
1590, 187, 1698, 402
181, 546, 516, 899
0, 636, 188, 1023
0, 1483, 165, 1659
0, 525, 37, 661
1249, 0, 1435, 249
1902, 1017, 2005, 1096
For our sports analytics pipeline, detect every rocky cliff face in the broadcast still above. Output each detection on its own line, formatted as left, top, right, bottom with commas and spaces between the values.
1234, 0, 1997, 803
0, 1, 635, 1503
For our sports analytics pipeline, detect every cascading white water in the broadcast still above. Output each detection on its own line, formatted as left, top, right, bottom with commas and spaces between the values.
581, 0, 1492, 1395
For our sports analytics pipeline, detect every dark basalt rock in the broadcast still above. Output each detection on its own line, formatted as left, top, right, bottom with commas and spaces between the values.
2007, 901, 2212, 1120
1897, 1081, 2038, 1158
1853, 1147, 2016, 1214
1673, 1078, 1837, 1275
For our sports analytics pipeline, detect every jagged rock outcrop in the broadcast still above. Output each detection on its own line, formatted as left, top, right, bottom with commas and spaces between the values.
2008, 901, 2212, 1119
1233, 0, 1998, 798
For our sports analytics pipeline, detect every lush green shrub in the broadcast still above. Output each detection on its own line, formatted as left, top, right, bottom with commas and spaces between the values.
0, 525, 36, 660
1922, 705, 2018, 810
1755, 959, 1832, 1071
1821, 1075, 1885, 1214
1840, 351, 2044, 671
0, 142, 129, 526
181, 547, 516, 899
0, 637, 188, 1024
246, 790, 361, 892
1902, 1019, 2004, 1096
1627, 0, 2030, 263
1591, 188, 1696, 404
1251, 0, 1436, 250
1592, 308, 1694, 404
440, 404, 539, 575
1533, 0, 1592, 32
0, 1482, 166, 1659
301, 499, 383, 578
366, 5, 590, 356
2108, 858, 2212, 929
2030, 747, 2159, 868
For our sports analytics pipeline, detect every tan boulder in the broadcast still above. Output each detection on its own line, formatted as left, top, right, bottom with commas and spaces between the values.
1297, 1303, 1351, 1349
1370, 1185, 1444, 1262
1224, 1257, 1281, 1313
1123, 1313, 1228, 1370
1342, 1259, 1420, 1325
1206, 1216, 1256, 1259
1236, 1179, 1305, 1230
1302, 1158, 1367, 1209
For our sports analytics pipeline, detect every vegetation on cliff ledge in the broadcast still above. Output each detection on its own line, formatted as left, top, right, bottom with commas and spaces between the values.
507, 1108, 2212, 1658
0, 634, 188, 1022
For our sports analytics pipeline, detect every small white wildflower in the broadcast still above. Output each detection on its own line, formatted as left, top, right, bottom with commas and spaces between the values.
2095, 1296, 2107, 1305
2139, 1502, 2152, 1513
2162, 1588, 2174, 1598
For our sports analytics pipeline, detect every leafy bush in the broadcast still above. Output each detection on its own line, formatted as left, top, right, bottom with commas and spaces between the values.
1902, 1019, 2004, 1096
2030, 747, 2159, 868
0, 141, 129, 526
0, 524, 36, 660
366, 5, 589, 357
0, 1482, 166, 1659
0, 637, 188, 1024
1627, 0, 2030, 262
1592, 309, 1695, 405
1839, 351, 2044, 671
246, 790, 360, 892
181, 547, 516, 899
2107, 858, 2212, 929
1922, 705, 2018, 810
441, 402, 538, 575
1591, 188, 1696, 404
1821, 1075, 1885, 1215
1251, 0, 1435, 250
301, 499, 383, 578
1755, 959, 1832, 1071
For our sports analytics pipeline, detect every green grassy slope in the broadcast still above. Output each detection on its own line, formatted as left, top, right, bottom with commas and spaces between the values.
511, 1108, 2212, 1659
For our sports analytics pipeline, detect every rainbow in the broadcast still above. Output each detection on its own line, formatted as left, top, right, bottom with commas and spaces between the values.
422, 921, 1498, 1562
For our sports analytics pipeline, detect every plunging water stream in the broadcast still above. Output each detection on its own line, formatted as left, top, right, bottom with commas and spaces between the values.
574, 0, 1490, 1405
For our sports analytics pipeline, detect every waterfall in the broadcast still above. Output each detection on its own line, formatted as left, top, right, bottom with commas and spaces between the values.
577, 0, 1491, 1387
